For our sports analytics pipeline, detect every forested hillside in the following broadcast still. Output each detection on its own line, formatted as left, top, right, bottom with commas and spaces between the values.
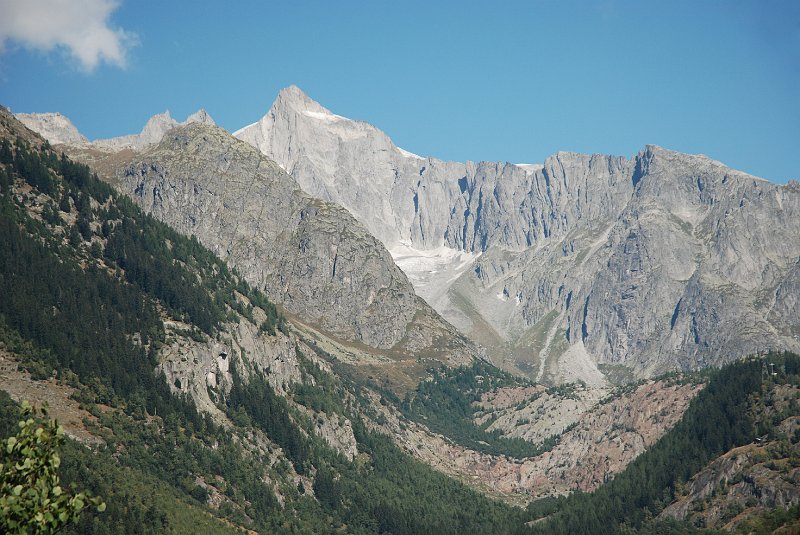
527, 353, 800, 534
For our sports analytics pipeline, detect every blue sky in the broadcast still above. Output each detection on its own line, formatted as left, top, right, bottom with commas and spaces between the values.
0, 0, 798, 182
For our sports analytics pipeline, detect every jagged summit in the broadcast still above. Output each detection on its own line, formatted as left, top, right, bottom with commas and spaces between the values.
137, 111, 176, 146
17, 108, 216, 152
93, 108, 217, 151
233, 86, 348, 137
275, 85, 332, 114
272, 85, 353, 125
185, 108, 216, 125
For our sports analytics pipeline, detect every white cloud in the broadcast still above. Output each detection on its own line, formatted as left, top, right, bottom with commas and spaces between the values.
0, 0, 136, 72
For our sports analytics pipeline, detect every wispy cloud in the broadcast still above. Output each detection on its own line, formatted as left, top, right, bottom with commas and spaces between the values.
0, 0, 136, 72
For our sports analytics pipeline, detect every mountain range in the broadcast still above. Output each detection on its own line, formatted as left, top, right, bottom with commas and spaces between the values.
19, 86, 800, 387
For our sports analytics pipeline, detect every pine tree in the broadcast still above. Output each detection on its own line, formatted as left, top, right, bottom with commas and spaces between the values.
59, 193, 71, 213
0, 139, 13, 164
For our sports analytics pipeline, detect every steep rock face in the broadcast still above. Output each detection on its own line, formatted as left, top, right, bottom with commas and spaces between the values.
15, 112, 88, 146
116, 123, 418, 349
160, 316, 301, 419
237, 87, 800, 382
235, 86, 634, 254
159, 313, 360, 461
571, 148, 800, 376
236, 85, 431, 247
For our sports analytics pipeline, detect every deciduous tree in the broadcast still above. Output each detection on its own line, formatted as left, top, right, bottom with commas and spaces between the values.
0, 401, 104, 534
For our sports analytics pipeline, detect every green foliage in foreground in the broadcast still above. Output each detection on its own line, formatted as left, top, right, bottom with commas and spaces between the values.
0, 393, 243, 535
0, 401, 104, 534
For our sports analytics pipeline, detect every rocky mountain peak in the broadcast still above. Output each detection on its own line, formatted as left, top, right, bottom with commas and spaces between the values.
270, 85, 354, 128
14, 112, 88, 146
274, 85, 329, 114
139, 111, 176, 145
185, 108, 216, 125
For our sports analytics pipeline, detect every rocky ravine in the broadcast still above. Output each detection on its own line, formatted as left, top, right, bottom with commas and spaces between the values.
368, 378, 702, 502
236, 86, 800, 384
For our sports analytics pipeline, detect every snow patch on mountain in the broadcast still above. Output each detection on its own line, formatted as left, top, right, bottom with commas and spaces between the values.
390, 242, 480, 307
398, 147, 424, 160
303, 110, 348, 123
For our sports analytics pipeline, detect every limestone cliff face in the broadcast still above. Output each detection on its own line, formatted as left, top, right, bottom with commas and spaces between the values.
116, 123, 420, 349
237, 87, 800, 382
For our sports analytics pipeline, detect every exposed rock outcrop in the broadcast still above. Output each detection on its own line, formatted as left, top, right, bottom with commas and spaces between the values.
92, 109, 216, 151
159, 315, 301, 419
